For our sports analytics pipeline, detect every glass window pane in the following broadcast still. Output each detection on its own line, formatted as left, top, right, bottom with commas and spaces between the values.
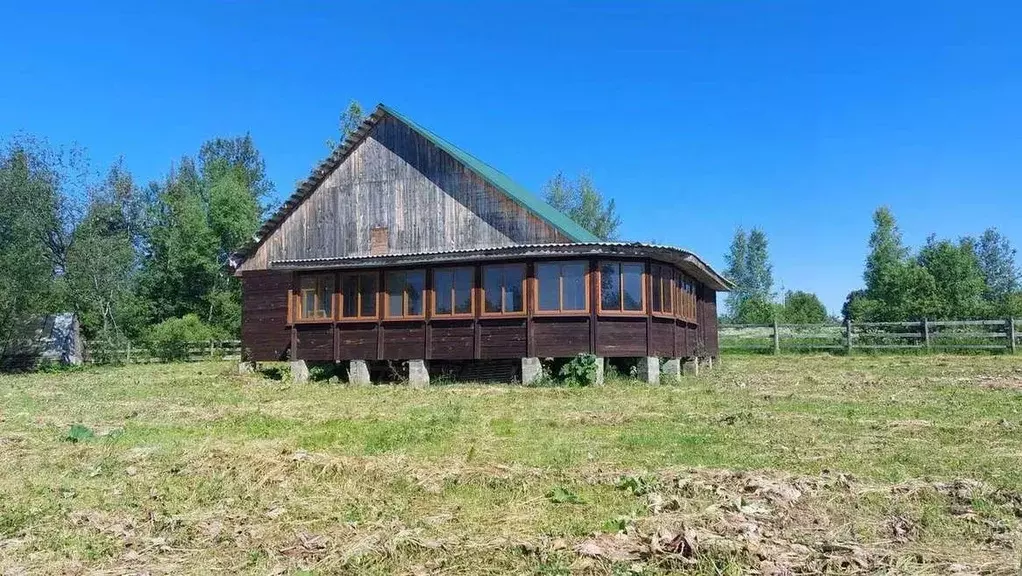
406, 270, 425, 315
387, 271, 404, 317
320, 276, 334, 317
342, 275, 358, 318
600, 263, 620, 310
454, 268, 473, 314
360, 273, 377, 317
562, 263, 587, 311
434, 269, 453, 315
622, 263, 644, 311
651, 269, 662, 312
505, 265, 524, 312
302, 290, 316, 318
483, 266, 503, 313
536, 263, 560, 311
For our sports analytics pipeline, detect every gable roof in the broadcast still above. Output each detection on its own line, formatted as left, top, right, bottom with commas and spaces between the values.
233, 103, 599, 264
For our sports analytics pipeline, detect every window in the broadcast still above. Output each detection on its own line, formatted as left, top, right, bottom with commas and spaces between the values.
651, 265, 673, 315
385, 269, 425, 318
340, 272, 378, 320
599, 261, 645, 313
482, 264, 525, 315
536, 261, 589, 313
297, 274, 334, 321
433, 267, 474, 317
676, 273, 697, 322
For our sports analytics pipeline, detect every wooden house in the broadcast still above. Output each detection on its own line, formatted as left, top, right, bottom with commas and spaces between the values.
232, 104, 732, 384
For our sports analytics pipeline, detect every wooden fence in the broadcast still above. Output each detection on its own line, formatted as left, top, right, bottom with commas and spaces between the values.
721, 319, 1020, 354
84, 340, 242, 364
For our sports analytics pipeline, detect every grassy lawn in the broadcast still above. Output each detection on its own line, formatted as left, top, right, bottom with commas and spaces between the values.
1, 355, 1020, 574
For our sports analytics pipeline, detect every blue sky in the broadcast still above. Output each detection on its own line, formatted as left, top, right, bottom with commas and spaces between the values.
2, 1, 1020, 313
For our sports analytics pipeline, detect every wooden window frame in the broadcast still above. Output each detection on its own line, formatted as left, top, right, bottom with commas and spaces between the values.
597, 260, 647, 316
533, 260, 591, 316
675, 272, 698, 324
480, 263, 527, 317
383, 269, 427, 320
294, 273, 336, 323
338, 271, 379, 322
651, 264, 675, 318
432, 266, 476, 319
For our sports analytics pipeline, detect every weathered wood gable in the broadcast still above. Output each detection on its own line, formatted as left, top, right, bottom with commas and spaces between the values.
238, 114, 570, 272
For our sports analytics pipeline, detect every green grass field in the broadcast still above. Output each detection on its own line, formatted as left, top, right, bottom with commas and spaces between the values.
1, 355, 1020, 574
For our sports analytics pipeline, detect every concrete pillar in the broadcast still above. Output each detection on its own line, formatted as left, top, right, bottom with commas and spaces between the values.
348, 360, 371, 386
407, 359, 430, 388
700, 356, 714, 371
683, 357, 699, 376
521, 357, 543, 385
289, 360, 309, 384
593, 357, 605, 386
662, 358, 681, 382
637, 356, 660, 385
237, 361, 254, 375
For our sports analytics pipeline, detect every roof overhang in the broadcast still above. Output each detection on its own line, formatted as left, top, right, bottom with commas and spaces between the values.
268, 242, 734, 292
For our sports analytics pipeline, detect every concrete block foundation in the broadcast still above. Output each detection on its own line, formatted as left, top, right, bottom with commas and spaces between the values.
348, 360, 371, 386
683, 357, 700, 376
662, 358, 681, 382
637, 356, 660, 385
407, 359, 430, 388
289, 360, 309, 384
521, 357, 543, 385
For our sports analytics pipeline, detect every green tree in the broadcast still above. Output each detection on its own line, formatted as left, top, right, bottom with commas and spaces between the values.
917, 235, 987, 319
63, 163, 144, 343
722, 227, 748, 316
0, 138, 77, 346
326, 100, 366, 150
543, 171, 620, 240
746, 228, 773, 301
976, 227, 1019, 305
733, 296, 779, 325
199, 134, 275, 213
723, 226, 774, 318
780, 291, 828, 324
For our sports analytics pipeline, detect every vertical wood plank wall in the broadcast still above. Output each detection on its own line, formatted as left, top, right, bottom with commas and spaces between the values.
242, 258, 720, 363
239, 114, 571, 273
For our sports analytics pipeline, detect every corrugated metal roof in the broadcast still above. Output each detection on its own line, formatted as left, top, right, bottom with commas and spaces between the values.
270, 241, 734, 291
233, 103, 598, 263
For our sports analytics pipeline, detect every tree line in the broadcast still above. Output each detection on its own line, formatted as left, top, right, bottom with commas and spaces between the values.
721, 206, 1020, 325
843, 206, 1020, 322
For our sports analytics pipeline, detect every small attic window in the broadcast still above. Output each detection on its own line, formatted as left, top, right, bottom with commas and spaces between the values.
370, 227, 388, 255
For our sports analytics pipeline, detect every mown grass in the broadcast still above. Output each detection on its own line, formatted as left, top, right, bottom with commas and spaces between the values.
1, 355, 1020, 574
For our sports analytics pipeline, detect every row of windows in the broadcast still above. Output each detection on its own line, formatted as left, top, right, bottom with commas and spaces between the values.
292, 262, 700, 322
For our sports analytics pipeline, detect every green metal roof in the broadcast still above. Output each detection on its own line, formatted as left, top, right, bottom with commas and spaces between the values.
379, 104, 600, 243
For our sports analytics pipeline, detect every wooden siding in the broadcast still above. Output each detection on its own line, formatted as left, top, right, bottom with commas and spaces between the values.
533, 317, 590, 358
241, 270, 291, 361
239, 114, 569, 272
295, 324, 333, 362
595, 317, 647, 357
244, 257, 722, 363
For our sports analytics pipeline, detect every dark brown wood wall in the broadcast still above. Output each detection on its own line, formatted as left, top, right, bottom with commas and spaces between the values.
240, 270, 291, 361
241, 258, 721, 363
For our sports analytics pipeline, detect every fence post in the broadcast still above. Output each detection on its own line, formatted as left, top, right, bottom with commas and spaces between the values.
126, 341, 132, 364
922, 318, 930, 352
845, 319, 852, 354
1009, 318, 1017, 354
773, 318, 780, 355
209, 339, 215, 358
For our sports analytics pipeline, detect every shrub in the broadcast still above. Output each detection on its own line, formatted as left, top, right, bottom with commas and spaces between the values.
148, 314, 213, 361
559, 353, 599, 387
